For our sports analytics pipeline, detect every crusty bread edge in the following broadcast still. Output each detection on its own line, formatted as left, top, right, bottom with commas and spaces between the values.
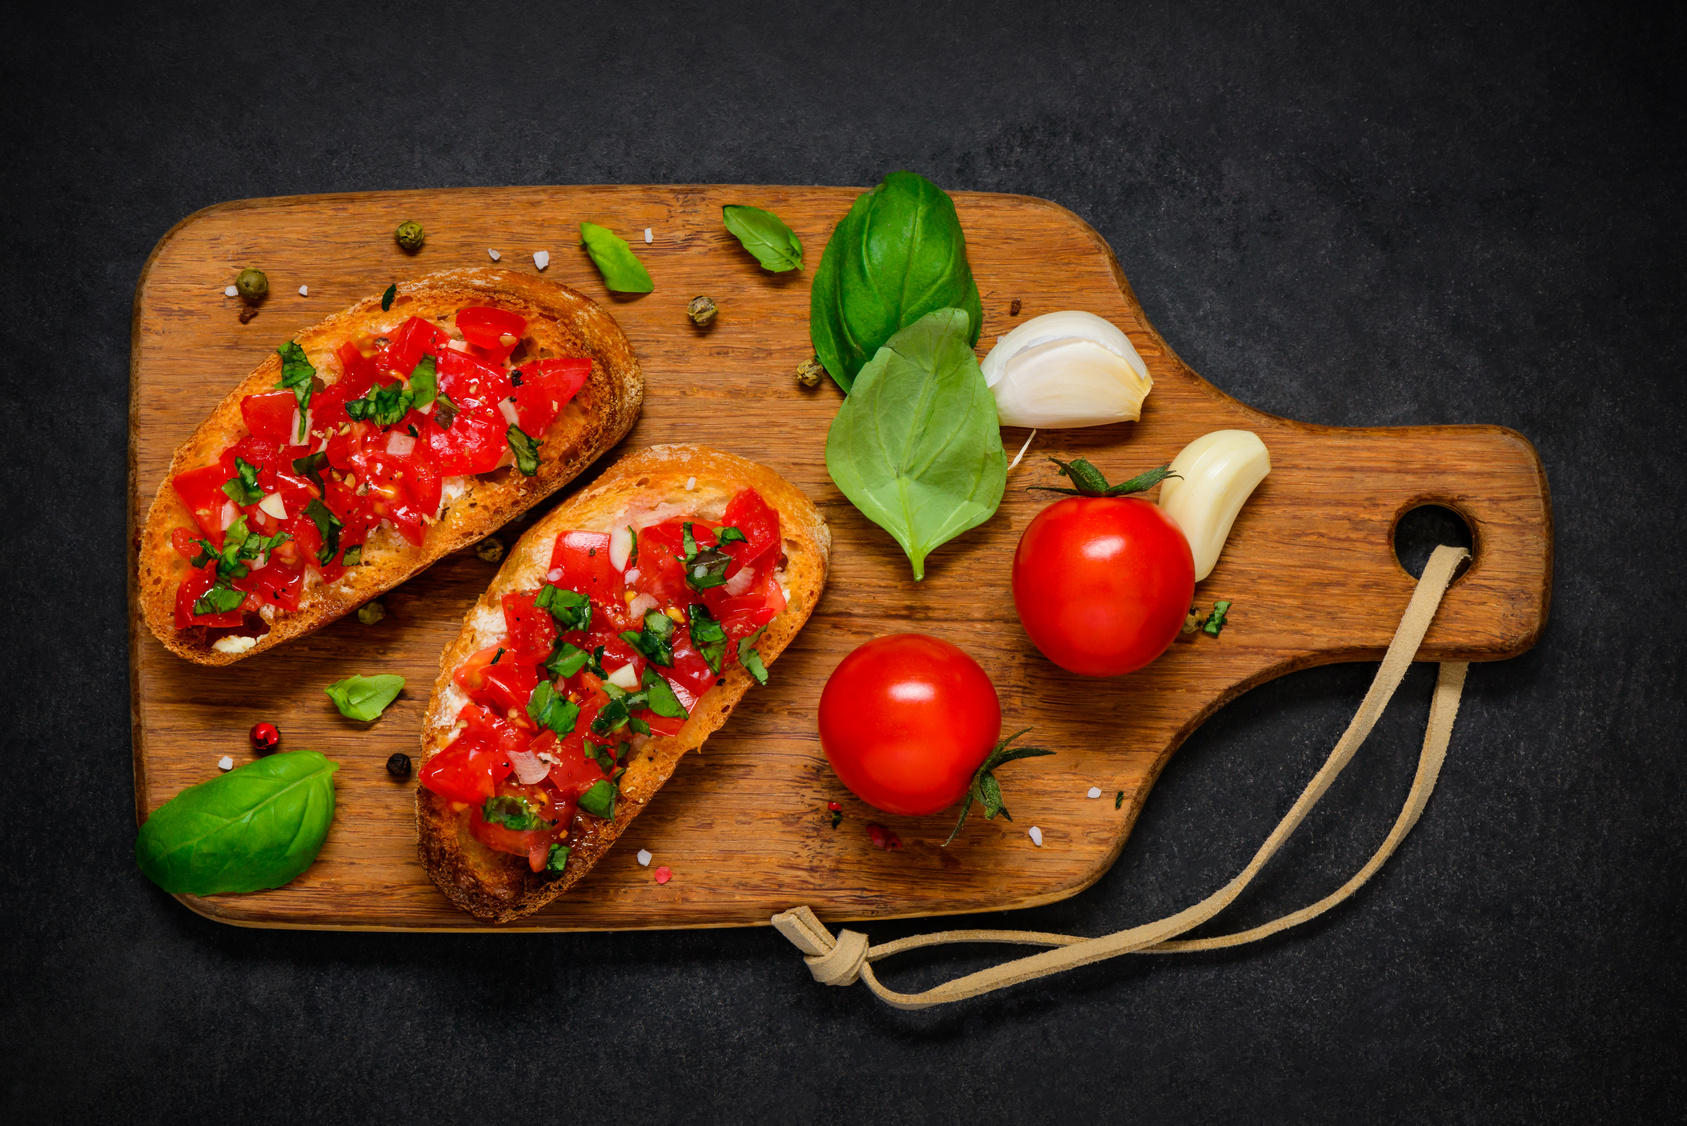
416, 444, 831, 923
136, 268, 643, 666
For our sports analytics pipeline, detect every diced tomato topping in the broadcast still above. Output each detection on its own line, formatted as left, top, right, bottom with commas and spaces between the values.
721, 487, 781, 569
548, 531, 622, 601
455, 307, 528, 362
171, 464, 231, 543
454, 646, 541, 717
418, 705, 527, 804
380, 316, 447, 378
514, 357, 590, 434
240, 390, 301, 444
234, 556, 305, 612
501, 590, 559, 662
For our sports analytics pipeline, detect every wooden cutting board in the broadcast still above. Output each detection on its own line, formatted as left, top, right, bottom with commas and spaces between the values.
129, 185, 1551, 930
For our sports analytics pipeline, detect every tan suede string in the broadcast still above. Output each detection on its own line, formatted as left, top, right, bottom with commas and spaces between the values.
773, 544, 1472, 1010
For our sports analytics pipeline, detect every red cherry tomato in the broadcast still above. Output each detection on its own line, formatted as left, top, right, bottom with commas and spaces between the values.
817, 634, 1002, 816
1011, 496, 1195, 677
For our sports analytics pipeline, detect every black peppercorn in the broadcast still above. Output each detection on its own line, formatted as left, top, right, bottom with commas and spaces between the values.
386, 753, 412, 778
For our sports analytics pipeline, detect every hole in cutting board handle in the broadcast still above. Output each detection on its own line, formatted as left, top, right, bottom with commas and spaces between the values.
1392, 503, 1474, 579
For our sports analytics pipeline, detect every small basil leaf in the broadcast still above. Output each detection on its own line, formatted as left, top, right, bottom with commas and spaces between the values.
135, 750, 338, 895
641, 668, 687, 719
686, 604, 727, 673
825, 307, 1007, 580
716, 526, 749, 546
275, 341, 317, 441
721, 204, 804, 272
591, 694, 631, 736
408, 354, 437, 409
620, 610, 675, 667
482, 795, 548, 831
192, 584, 245, 617
292, 450, 329, 492
221, 457, 262, 506
526, 681, 581, 737
535, 584, 591, 632
544, 843, 571, 874
342, 544, 362, 566
544, 641, 591, 680
323, 673, 405, 722
507, 425, 541, 476
1203, 600, 1231, 636
346, 381, 413, 427
433, 391, 459, 430
579, 222, 654, 293
737, 625, 769, 686
577, 779, 618, 820
810, 171, 982, 390
303, 498, 342, 566
380, 283, 397, 311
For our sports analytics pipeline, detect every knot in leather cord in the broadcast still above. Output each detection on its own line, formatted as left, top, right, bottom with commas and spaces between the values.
771, 906, 869, 985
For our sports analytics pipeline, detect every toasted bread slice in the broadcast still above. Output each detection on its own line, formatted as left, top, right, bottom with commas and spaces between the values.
416, 444, 831, 922
138, 268, 642, 665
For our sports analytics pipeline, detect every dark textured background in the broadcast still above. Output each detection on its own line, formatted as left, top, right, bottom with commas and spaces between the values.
3, 1, 1683, 1121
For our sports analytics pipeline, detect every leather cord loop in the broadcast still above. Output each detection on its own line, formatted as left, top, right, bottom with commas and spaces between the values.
774, 544, 1473, 1010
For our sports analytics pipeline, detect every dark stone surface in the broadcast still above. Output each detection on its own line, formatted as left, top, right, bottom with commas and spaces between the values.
3, 1, 1682, 1121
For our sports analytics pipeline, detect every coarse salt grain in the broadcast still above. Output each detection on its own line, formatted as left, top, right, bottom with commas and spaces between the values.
218, 756, 235, 771
1087, 787, 1102, 799
298, 285, 308, 296
653, 866, 672, 884
533, 250, 549, 270
488, 248, 501, 261
685, 476, 696, 491
644, 228, 653, 243
224, 285, 238, 297
636, 849, 652, 867
1028, 826, 1044, 846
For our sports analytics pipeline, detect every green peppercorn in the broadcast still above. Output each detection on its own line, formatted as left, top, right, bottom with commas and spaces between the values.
687, 295, 718, 328
386, 753, 412, 778
796, 357, 825, 388
475, 536, 505, 564
395, 220, 425, 252
356, 600, 386, 625
235, 268, 268, 302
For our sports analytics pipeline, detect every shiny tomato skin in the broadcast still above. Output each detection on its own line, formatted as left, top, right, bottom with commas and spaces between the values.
1011, 496, 1195, 677
817, 634, 1002, 816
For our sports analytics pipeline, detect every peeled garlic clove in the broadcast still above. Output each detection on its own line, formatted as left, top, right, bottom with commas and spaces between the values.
1158, 430, 1271, 581
981, 310, 1152, 429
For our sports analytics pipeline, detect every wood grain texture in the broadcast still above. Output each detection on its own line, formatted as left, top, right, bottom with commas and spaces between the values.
129, 185, 1551, 931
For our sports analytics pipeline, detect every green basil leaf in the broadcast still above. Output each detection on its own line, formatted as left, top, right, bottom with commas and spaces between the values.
737, 625, 769, 686
716, 526, 748, 546
825, 307, 1007, 580
482, 795, 549, 831
192, 584, 245, 617
342, 544, 362, 566
526, 681, 581, 737
620, 609, 676, 667
1204, 600, 1232, 636
577, 779, 617, 820
579, 222, 654, 293
292, 450, 329, 492
507, 424, 541, 476
721, 204, 804, 272
221, 457, 262, 506
275, 341, 316, 440
408, 354, 437, 409
381, 283, 397, 311
303, 498, 342, 566
810, 171, 982, 391
686, 604, 727, 673
135, 750, 338, 895
544, 641, 592, 680
535, 584, 591, 632
544, 843, 571, 874
641, 668, 687, 719
591, 692, 631, 736
433, 391, 459, 430
346, 381, 413, 427
323, 673, 405, 722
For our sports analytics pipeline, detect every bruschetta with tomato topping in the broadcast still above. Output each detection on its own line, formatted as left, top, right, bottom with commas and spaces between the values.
416, 444, 830, 922
137, 268, 643, 664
